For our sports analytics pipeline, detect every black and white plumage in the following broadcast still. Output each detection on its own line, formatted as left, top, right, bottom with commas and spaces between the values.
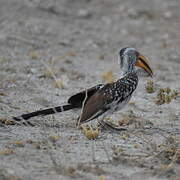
12, 47, 153, 125
78, 72, 138, 123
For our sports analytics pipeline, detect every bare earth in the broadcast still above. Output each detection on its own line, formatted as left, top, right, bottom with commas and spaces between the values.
0, 0, 180, 179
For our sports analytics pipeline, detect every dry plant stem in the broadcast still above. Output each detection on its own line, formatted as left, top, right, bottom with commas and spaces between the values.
154, 130, 171, 141
41, 59, 60, 88
130, 133, 157, 155
41, 119, 62, 174
91, 141, 96, 162
77, 89, 88, 127
132, 127, 180, 135
100, 141, 112, 163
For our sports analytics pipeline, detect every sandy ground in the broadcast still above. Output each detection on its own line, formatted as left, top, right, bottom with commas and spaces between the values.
0, 0, 180, 179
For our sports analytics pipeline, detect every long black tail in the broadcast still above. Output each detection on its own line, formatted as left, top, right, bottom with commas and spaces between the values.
12, 104, 74, 122
12, 84, 104, 123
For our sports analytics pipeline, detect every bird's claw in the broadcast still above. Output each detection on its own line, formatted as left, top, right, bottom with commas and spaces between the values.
98, 120, 127, 132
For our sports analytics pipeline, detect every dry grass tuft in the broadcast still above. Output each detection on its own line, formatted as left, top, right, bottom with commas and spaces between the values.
41, 67, 56, 78
48, 135, 60, 143
157, 136, 180, 164
81, 125, 99, 140
53, 75, 69, 89
66, 166, 76, 176
155, 87, 179, 105
97, 54, 105, 60
27, 50, 39, 60
0, 118, 15, 125
145, 80, 155, 93
7, 141, 24, 148
77, 163, 106, 175
98, 175, 106, 180
0, 149, 14, 155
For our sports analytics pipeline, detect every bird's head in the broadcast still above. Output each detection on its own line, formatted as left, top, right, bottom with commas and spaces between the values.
119, 47, 153, 77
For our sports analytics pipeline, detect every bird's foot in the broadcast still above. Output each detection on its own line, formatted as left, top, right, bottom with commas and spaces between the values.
98, 120, 127, 132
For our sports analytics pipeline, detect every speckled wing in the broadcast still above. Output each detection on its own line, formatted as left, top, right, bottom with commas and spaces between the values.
79, 72, 138, 124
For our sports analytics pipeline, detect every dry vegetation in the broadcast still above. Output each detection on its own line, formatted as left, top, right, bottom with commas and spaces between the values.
0, 0, 180, 180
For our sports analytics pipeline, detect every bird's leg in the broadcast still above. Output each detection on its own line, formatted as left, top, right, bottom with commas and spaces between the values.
98, 111, 127, 132
97, 111, 112, 131
99, 120, 127, 132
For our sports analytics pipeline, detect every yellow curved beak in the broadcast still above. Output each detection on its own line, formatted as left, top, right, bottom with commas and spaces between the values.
135, 54, 153, 77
